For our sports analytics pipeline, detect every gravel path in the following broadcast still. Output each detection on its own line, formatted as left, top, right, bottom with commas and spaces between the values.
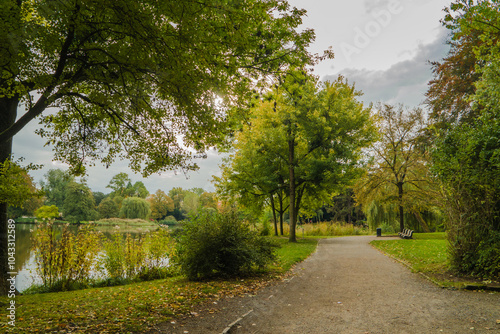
154, 236, 500, 334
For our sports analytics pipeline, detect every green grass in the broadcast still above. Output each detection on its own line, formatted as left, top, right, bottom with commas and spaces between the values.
371, 233, 448, 273
273, 238, 318, 271
0, 237, 318, 333
369, 232, 486, 289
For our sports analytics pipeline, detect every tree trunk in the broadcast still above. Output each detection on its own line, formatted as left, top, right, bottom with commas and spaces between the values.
398, 182, 404, 232
288, 138, 297, 242
0, 97, 19, 295
414, 211, 431, 233
270, 195, 278, 236
278, 193, 284, 236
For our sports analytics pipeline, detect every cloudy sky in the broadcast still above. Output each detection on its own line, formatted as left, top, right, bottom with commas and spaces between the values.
14, 0, 452, 194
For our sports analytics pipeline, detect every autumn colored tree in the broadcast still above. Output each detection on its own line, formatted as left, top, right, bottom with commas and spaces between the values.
147, 190, 174, 221
354, 104, 438, 233
430, 0, 500, 278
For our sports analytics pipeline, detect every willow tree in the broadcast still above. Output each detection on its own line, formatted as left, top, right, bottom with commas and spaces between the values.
354, 104, 439, 233
0, 0, 315, 293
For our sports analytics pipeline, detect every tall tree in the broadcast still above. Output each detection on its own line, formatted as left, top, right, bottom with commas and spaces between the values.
430, 0, 500, 278
278, 74, 375, 242
63, 181, 98, 223
354, 104, 436, 232
147, 190, 174, 221
0, 0, 316, 293
106, 173, 132, 198
40, 169, 74, 209
218, 74, 375, 242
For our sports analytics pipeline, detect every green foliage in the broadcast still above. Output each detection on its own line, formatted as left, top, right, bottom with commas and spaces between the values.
0, 159, 42, 207
1, 0, 316, 176
216, 74, 375, 240
371, 234, 448, 274
175, 209, 277, 280
430, 0, 500, 280
98, 197, 119, 219
40, 169, 74, 209
92, 191, 106, 206
147, 189, 174, 220
34, 205, 59, 220
100, 228, 175, 281
159, 216, 178, 226
298, 222, 370, 237
106, 173, 132, 197
31, 223, 101, 291
131, 181, 149, 198
474, 231, 500, 278
63, 181, 99, 223
3, 237, 318, 333
354, 104, 440, 232
119, 197, 151, 219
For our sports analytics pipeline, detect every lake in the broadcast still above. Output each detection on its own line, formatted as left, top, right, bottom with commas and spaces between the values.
11, 223, 160, 292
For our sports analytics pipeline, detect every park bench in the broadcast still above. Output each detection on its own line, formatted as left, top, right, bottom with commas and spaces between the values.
398, 229, 413, 239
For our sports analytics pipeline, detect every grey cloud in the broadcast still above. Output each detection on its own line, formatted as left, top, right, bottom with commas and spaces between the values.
324, 27, 450, 108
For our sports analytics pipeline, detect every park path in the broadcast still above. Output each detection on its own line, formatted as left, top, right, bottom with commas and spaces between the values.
154, 236, 499, 334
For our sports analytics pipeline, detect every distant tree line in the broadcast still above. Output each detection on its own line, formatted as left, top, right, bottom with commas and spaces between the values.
8, 169, 218, 224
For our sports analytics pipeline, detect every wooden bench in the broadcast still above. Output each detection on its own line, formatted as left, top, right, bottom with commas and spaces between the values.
398, 229, 414, 239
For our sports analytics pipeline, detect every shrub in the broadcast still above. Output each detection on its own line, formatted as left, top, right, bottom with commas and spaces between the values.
35, 205, 60, 220
175, 209, 277, 280
159, 215, 177, 226
31, 223, 101, 291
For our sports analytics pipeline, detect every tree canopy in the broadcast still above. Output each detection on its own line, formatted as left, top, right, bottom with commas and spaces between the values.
354, 104, 439, 233
216, 74, 375, 241
1, 0, 317, 175
428, 0, 500, 278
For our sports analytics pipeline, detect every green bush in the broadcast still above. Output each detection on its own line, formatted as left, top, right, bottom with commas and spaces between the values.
175, 209, 277, 280
35, 205, 60, 220
465, 230, 500, 279
159, 215, 177, 226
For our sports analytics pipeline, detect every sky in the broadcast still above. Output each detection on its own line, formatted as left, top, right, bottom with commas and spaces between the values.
14, 0, 453, 194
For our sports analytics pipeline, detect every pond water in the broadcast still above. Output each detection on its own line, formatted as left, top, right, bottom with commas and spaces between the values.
12, 223, 160, 292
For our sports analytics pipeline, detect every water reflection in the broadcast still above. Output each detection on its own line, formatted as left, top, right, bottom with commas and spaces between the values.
13, 223, 159, 292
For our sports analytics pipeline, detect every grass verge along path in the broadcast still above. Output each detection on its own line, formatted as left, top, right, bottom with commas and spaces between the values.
370, 233, 499, 289
0, 238, 318, 333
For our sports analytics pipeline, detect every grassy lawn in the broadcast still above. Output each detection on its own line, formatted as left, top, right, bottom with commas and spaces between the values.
0, 238, 318, 333
371, 233, 448, 274
370, 232, 497, 289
